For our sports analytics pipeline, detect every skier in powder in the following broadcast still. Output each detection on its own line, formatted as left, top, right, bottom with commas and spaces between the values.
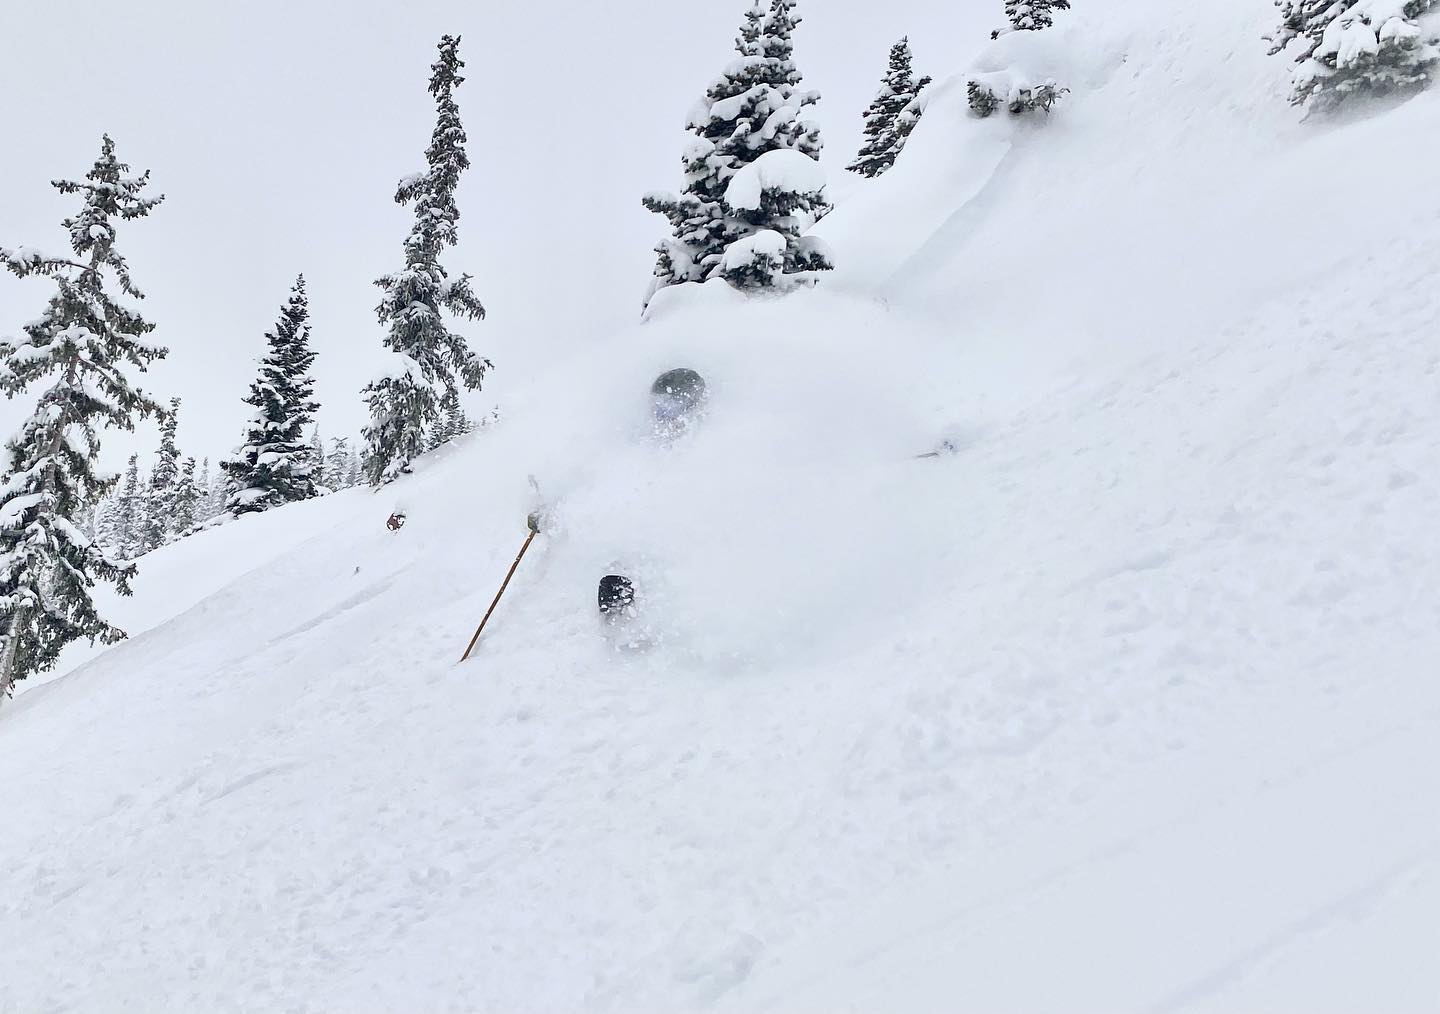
651, 367, 708, 439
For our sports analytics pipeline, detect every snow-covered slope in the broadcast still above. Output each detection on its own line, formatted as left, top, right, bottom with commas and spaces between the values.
5, 1, 1440, 1011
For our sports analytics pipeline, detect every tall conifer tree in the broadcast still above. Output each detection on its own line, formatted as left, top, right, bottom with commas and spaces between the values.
326, 437, 354, 491
643, 0, 831, 301
443, 390, 471, 440
361, 35, 490, 485
222, 275, 320, 514
96, 491, 121, 557
206, 466, 229, 522
174, 457, 200, 538
848, 38, 932, 178
428, 389, 473, 449
195, 457, 223, 523
111, 454, 143, 560
0, 136, 167, 699
309, 429, 326, 490
137, 397, 180, 551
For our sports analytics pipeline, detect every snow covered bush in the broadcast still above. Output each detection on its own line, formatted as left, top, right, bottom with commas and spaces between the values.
967, 72, 1068, 117
847, 37, 932, 178
643, 0, 832, 301
968, 81, 1004, 117
1269, 0, 1440, 113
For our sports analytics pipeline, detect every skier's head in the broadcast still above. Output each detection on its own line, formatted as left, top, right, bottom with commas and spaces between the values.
650, 368, 707, 423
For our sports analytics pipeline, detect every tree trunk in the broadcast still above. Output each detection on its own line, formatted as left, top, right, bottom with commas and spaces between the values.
0, 605, 28, 704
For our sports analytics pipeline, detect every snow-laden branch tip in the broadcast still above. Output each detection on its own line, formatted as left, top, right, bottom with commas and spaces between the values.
724, 149, 828, 211
719, 229, 787, 270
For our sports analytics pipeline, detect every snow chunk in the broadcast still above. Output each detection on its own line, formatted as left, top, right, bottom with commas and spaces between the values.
682, 138, 716, 164
230, 487, 271, 507
1333, 19, 1382, 67
0, 246, 50, 269
0, 492, 43, 529
1379, 16, 1423, 46
719, 229, 786, 271
724, 150, 828, 211
707, 84, 767, 124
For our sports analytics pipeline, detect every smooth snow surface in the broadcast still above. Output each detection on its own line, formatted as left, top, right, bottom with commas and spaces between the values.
5, 1, 1440, 1011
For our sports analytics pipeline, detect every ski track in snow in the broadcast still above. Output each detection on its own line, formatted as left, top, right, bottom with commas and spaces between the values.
1151, 849, 1440, 1013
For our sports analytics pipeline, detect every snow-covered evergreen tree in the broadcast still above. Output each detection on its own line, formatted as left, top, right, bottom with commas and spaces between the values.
642, 0, 831, 301
195, 458, 210, 518
1268, 0, 1439, 112
445, 391, 472, 438
0, 135, 167, 698
993, 0, 1071, 38
736, 0, 766, 55
95, 491, 120, 557
361, 35, 491, 486
76, 500, 101, 553
847, 38, 933, 178
429, 407, 453, 451
133, 486, 159, 555
136, 397, 180, 551
309, 429, 326, 491
711, 0, 835, 287
428, 389, 473, 450
174, 456, 200, 538
110, 454, 143, 560
222, 275, 320, 515
326, 437, 354, 490
195, 457, 222, 522
206, 465, 229, 522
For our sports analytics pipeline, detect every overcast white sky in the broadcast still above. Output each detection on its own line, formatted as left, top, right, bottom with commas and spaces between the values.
0, 0, 984, 470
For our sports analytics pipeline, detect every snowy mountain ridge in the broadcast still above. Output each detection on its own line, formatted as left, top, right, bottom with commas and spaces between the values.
4, 0, 1440, 1010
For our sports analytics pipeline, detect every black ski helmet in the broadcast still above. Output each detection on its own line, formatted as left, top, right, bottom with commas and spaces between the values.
598, 574, 636, 614
650, 367, 707, 423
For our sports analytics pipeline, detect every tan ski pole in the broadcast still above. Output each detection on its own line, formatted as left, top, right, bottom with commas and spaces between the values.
460, 513, 541, 663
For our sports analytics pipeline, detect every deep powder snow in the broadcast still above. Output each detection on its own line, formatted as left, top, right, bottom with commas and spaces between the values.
3, 0, 1439, 1011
